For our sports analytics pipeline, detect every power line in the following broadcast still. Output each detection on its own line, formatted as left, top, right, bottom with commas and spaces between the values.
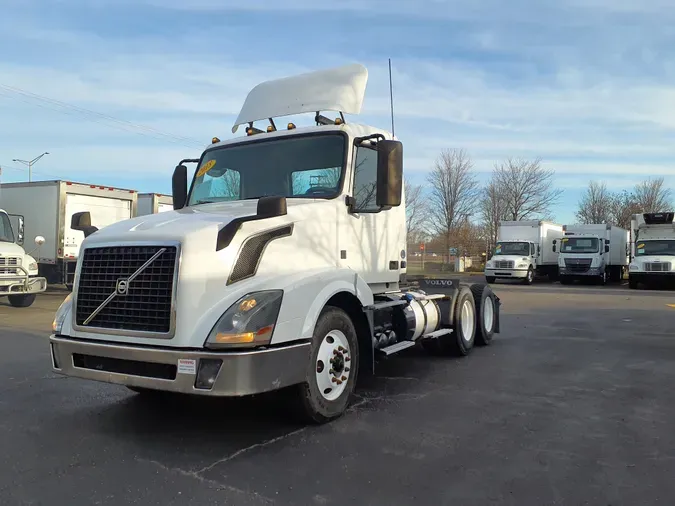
0, 83, 207, 150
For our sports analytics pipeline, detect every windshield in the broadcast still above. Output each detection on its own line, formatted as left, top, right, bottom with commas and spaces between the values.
636, 240, 675, 256
188, 134, 345, 205
0, 213, 14, 243
561, 237, 599, 253
495, 241, 529, 256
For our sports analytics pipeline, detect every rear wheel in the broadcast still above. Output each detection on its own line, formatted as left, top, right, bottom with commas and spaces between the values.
8, 294, 36, 308
423, 286, 476, 356
293, 306, 359, 424
470, 284, 497, 346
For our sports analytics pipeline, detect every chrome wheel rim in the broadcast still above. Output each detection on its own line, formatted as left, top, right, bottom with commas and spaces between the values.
460, 300, 475, 342
315, 330, 351, 401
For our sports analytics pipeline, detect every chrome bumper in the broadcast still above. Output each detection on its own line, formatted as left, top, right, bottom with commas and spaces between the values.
49, 335, 311, 396
485, 268, 529, 279
0, 270, 47, 294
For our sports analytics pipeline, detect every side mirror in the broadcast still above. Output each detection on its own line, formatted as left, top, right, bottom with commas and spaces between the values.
605, 244, 610, 253
35, 235, 45, 246
376, 140, 403, 207
71, 211, 99, 238
552, 241, 557, 253
17, 216, 25, 245
172, 164, 188, 210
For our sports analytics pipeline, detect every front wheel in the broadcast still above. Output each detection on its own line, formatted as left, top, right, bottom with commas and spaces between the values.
628, 277, 639, 289
485, 276, 496, 284
8, 294, 37, 308
294, 306, 359, 424
599, 271, 607, 286
523, 267, 534, 285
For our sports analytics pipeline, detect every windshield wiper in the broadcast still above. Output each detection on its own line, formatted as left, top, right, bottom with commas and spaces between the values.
194, 200, 216, 205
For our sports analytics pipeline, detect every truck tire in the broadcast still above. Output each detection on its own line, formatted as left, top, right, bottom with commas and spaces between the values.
470, 284, 497, 346
294, 306, 359, 424
423, 286, 476, 356
559, 276, 572, 285
523, 267, 534, 285
8, 294, 37, 308
628, 277, 638, 289
599, 271, 607, 286
485, 276, 496, 284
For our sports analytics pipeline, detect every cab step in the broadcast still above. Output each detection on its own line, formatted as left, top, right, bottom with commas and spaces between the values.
377, 340, 416, 357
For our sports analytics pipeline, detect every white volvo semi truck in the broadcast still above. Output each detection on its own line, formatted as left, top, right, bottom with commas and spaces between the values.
49, 64, 502, 423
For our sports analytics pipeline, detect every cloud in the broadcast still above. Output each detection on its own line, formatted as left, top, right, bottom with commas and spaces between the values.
0, 0, 673, 216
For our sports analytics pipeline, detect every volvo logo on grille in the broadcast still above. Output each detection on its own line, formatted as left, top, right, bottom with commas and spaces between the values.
116, 279, 129, 296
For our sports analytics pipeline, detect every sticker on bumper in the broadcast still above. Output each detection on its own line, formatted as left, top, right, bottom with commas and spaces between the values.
177, 358, 197, 374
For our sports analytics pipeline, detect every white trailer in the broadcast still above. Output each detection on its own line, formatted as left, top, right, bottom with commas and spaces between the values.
49, 63, 504, 424
628, 212, 675, 289
556, 224, 629, 285
138, 193, 173, 216
0, 181, 137, 287
0, 208, 47, 307
484, 220, 564, 284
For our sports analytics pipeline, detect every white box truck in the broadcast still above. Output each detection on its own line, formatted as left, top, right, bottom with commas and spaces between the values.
628, 212, 675, 289
0, 208, 47, 307
138, 193, 173, 216
49, 64, 503, 424
484, 220, 564, 284
0, 181, 138, 288
555, 224, 629, 285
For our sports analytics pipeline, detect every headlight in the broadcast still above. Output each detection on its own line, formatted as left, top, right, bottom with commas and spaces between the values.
485, 262, 492, 268
629, 263, 639, 271
516, 263, 528, 268
204, 290, 283, 349
52, 294, 73, 334
28, 262, 38, 271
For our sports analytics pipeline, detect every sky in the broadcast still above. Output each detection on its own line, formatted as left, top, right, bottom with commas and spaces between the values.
1, 0, 674, 224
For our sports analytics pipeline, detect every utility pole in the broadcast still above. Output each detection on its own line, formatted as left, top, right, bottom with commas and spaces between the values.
12, 152, 49, 182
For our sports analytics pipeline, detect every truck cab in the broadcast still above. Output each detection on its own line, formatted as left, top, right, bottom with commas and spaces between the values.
485, 240, 538, 284
557, 234, 606, 283
629, 212, 675, 289
0, 209, 47, 307
49, 64, 501, 424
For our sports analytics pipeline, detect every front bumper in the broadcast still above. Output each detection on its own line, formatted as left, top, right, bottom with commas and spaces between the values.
559, 267, 602, 277
49, 335, 311, 396
0, 274, 47, 295
485, 268, 529, 279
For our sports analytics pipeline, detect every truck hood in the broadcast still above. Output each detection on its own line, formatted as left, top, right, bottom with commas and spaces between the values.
489, 255, 530, 263
0, 241, 26, 257
82, 199, 309, 244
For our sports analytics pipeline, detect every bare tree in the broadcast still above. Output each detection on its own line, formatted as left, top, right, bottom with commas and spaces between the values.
633, 177, 673, 213
575, 181, 614, 224
405, 178, 427, 243
426, 149, 479, 258
480, 178, 508, 254
493, 158, 563, 220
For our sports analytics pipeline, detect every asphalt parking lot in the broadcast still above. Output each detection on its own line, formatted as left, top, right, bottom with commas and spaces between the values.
2, 282, 675, 505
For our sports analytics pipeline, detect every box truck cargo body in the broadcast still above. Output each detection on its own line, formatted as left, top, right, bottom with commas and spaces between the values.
556, 224, 629, 284
0, 181, 137, 286
137, 193, 173, 216
485, 220, 564, 284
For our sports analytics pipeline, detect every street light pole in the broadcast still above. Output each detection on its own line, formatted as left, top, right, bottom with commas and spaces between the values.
12, 152, 49, 182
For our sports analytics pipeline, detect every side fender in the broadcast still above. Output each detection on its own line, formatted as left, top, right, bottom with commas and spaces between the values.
271, 268, 373, 345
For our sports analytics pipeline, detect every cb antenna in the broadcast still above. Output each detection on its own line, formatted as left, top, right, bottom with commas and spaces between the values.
388, 58, 395, 137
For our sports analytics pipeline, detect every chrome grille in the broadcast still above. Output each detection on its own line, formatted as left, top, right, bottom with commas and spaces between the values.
644, 262, 671, 272
0, 257, 20, 275
564, 258, 592, 273
494, 260, 514, 269
75, 245, 177, 334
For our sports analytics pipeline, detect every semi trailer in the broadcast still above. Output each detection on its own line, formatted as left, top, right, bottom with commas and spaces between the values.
629, 212, 675, 289
556, 223, 629, 285
0, 181, 137, 288
137, 193, 173, 216
484, 220, 564, 284
49, 63, 503, 423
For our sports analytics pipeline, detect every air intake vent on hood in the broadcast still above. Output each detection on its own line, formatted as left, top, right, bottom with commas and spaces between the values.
228, 225, 293, 284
